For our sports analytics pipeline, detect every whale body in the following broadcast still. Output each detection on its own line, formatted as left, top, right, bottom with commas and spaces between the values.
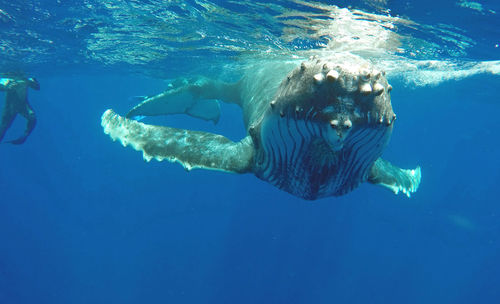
102, 53, 421, 200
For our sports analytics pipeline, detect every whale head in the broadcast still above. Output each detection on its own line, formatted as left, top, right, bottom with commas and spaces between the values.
252, 54, 396, 199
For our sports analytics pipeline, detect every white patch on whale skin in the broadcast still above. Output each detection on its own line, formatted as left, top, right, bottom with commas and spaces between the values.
325, 125, 350, 152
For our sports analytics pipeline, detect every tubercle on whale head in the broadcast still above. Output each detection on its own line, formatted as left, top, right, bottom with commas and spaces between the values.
268, 55, 396, 133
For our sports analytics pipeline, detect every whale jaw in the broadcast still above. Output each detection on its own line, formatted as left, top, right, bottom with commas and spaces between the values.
254, 112, 392, 200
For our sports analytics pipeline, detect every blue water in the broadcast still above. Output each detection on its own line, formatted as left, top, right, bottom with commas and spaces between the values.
1, 1, 500, 303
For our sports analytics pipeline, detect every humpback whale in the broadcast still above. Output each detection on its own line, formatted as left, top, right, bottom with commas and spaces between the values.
101, 53, 421, 200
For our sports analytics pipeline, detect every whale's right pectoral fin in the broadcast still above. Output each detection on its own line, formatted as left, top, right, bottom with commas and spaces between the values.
368, 158, 422, 197
102, 109, 254, 173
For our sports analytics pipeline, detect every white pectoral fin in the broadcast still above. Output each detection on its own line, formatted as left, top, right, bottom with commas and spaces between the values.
126, 87, 221, 123
126, 89, 196, 118
368, 158, 421, 197
186, 99, 221, 124
102, 109, 254, 173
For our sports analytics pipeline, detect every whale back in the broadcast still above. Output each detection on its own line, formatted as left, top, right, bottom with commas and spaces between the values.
238, 58, 300, 129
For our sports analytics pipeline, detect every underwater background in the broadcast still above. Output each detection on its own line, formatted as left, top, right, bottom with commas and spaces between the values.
1, 0, 499, 303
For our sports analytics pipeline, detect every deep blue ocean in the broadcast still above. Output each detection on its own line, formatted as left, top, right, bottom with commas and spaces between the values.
1, 1, 499, 303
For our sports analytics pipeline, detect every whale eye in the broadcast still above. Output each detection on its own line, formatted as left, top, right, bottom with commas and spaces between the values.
343, 119, 352, 129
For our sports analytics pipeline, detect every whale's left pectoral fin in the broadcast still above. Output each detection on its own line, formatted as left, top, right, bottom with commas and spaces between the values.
101, 109, 254, 173
368, 158, 422, 197
126, 89, 221, 124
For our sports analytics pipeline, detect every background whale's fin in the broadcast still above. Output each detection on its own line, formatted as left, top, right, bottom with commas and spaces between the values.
102, 109, 254, 173
368, 158, 421, 198
126, 87, 221, 124
185, 99, 221, 124
126, 77, 241, 123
